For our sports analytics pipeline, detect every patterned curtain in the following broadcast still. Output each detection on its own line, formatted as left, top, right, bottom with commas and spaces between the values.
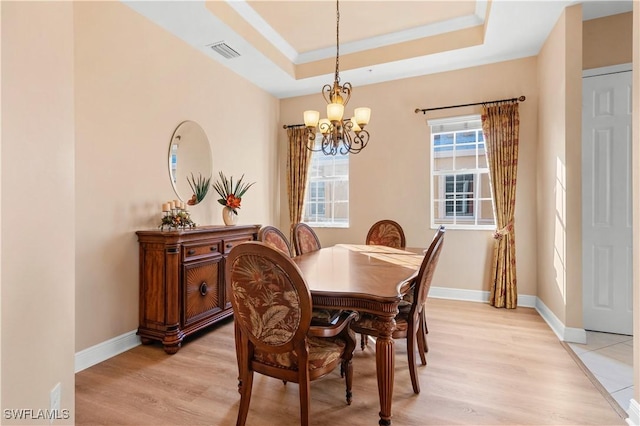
286, 127, 312, 242
482, 102, 520, 309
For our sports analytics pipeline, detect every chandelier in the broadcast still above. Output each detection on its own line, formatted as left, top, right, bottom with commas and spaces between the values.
303, 0, 371, 156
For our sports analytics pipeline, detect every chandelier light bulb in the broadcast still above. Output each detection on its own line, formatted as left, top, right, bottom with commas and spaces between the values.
327, 103, 344, 122
350, 117, 361, 132
354, 107, 371, 126
304, 110, 320, 128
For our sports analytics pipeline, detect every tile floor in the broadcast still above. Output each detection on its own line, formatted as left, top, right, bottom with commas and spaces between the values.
568, 331, 634, 413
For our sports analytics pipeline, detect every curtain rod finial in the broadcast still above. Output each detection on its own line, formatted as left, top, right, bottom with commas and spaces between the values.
518, 96, 526, 102
414, 108, 422, 114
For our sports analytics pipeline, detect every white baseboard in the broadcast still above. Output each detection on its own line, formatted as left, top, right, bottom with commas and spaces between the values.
429, 286, 536, 308
75, 330, 141, 373
535, 298, 587, 344
628, 398, 640, 426
428, 286, 490, 303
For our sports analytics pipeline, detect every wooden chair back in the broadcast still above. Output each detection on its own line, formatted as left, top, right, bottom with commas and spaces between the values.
226, 241, 355, 425
258, 225, 293, 257
352, 225, 445, 395
292, 223, 321, 256
412, 226, 446, 320
366, 220, 406, 248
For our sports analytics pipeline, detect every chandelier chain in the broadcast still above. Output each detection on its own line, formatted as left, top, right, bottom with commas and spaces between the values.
335, 0, 340, 84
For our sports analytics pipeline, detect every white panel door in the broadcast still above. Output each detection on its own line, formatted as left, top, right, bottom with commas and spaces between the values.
582, 70, 633, 335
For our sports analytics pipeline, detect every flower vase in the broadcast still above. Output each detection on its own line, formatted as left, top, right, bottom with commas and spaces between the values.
222, 206, 238, 226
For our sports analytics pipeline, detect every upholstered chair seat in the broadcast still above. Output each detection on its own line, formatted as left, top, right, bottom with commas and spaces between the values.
254, 335, 346, 371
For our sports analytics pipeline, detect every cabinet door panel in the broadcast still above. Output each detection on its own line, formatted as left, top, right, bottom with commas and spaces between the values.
183, 258, 222, 327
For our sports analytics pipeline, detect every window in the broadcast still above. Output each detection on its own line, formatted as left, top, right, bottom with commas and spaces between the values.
429, 115, 495, 229
302, 140, 349, 227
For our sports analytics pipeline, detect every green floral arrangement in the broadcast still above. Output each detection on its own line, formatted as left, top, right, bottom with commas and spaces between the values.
212, 171, 255, 215
186, 172, 211, 205
159, 209, 196, 230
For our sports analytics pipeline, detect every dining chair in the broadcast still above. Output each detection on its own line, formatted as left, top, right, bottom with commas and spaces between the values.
226, 241, 358, 426
352, 225, 445, 394
292, 222, 321, 256
365, 219, 406, 248
288, 223, 346, 326
258, 225, 293, 257
362, 219, 408, 350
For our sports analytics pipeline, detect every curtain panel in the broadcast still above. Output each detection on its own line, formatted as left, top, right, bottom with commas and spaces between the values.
482, 102, 520, 309
286, 128, 312, 242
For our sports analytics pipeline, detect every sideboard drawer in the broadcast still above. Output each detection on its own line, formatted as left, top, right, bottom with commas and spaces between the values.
182, 240, 221, 261
223, 236, 253, 254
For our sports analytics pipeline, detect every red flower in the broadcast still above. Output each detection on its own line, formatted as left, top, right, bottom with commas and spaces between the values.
226, 194, 242, 209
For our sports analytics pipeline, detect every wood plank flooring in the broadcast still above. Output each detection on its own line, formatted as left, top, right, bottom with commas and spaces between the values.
75, 299, 626, 425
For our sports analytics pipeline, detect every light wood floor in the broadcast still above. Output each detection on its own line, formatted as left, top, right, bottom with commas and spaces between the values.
76, 299, 626, 425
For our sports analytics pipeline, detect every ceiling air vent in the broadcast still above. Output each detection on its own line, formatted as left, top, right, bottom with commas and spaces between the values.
207, 41, 241, 59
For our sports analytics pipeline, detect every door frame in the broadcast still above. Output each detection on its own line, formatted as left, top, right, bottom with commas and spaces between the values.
581, 62, 633, 334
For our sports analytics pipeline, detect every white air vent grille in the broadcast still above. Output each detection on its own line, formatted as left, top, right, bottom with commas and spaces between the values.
207, 41, 241, 59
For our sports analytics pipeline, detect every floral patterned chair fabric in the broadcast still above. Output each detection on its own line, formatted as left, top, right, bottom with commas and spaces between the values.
360, 220, 407, 349
258, 225, 293, 257
292, 223, 322, 256
353, 226, 445, 395
225, 242, 357, 426
365, 220, 406, 248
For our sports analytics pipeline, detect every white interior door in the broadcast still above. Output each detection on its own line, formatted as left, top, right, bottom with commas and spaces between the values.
582, 69, 633, 335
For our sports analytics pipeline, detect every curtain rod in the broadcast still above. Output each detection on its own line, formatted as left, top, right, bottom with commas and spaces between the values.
282, 124, 305, 129
414, 95, 526, 114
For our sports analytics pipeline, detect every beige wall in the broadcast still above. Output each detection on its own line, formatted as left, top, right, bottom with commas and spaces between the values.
279, 57, 539, 296
73, 2, 280, 352
583, 12, 633, 70
1, 2, 76, 423
536, 5, 583, 327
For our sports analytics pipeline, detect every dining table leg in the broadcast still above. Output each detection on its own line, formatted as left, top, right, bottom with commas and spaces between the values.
375, 316, 396, 426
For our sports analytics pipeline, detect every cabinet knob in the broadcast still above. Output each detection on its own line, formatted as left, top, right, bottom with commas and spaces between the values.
188, 249, 196, 255
199, 282, 208, 296
210, 246, 217, 252
226, 243, 232, 248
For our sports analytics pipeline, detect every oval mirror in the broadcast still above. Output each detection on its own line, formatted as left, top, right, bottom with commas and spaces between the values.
168, 121, 213, 206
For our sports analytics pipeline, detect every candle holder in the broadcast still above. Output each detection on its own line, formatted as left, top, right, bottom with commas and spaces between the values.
159, 207, 196, 230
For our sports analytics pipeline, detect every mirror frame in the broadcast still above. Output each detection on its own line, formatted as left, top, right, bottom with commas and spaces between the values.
168, 120, 213, 206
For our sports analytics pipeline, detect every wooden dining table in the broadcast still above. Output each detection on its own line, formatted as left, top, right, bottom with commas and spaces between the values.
292, 244, 425, 426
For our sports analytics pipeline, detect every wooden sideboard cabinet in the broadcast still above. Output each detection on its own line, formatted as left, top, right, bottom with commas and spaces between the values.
136, 225, 260, 354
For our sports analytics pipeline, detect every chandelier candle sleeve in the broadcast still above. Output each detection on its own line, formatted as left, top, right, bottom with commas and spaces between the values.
327, 103, 344, 122
304, 110, 320, 128
350, 117, 361, 132
354, 107, 371, 126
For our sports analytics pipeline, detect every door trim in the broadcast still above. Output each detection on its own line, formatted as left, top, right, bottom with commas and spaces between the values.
583, 63, 632, 78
